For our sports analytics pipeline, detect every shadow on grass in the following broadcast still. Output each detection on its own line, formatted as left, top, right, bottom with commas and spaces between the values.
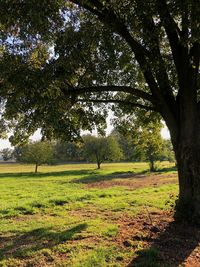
0, 169, 96, 179
0, 223, 87, 260
156, 165, 177, 174
73, 170, 148, 184
0, 169, 148, 182
0, 165, 176, 183
127, 221, 200, 267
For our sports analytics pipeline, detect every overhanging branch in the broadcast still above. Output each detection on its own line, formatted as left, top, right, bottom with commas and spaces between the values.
70, 0, 160, 99
68, 0, 178, 132
77, 98, 156, 111
61, 85, 154, 102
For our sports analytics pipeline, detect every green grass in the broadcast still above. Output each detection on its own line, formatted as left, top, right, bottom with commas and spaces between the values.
0, 162, 177, 266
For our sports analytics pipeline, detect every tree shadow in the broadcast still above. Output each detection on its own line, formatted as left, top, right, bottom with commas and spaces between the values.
0, 169, 148, 183
0, 169, 96, 179
127, 220, 200, 267
156, 165, 177, 174
0, 223, 87, 260
72, 170, 148, 184
0, 165, 175, 184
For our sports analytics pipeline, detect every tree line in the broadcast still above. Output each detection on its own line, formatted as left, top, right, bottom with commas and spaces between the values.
1, 126, 174, 173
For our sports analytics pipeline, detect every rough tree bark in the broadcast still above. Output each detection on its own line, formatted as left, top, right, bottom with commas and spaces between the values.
171, 120, 200, 223
175, 145, 200, 223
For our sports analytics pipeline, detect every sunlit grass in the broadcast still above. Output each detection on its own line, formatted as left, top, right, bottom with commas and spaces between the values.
0, 162, 177, 266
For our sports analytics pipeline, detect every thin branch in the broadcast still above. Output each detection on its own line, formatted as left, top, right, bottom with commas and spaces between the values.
71, 0, 103, 18
77, 98, 156, 111
61, 85, 154, 102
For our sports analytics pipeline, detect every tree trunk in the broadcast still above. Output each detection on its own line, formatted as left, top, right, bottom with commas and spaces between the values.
97, 161, 101, 169
35, 163, 38, 173
173, 141, 200, 224
149, 159, 155, 172
163, 60, 200, 224
95, 152, 101, 169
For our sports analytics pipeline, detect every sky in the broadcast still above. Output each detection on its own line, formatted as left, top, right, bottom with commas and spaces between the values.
0, 129, 41, 150
0, 125, 170, 150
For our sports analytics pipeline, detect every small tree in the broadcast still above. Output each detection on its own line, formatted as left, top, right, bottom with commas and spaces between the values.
83, 135, 123, 169
16, 141, 53, 173
114, 112, 164, 171
0, 148, 13, 161
135, 121, 164, 172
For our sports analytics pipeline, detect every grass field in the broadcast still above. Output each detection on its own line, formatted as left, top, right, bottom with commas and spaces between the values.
0, 162, 180, 266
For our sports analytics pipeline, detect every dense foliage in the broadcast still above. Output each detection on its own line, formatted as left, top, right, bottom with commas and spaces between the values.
112, 113, 175, 170
53, 141, 83, 162
83, 135, 123, 169
15, 141, 53, 173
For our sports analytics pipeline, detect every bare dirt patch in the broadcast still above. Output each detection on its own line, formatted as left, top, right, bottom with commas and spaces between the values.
115, 211, 200, 267
69, 204, 200, 266
85, 173, 178, 190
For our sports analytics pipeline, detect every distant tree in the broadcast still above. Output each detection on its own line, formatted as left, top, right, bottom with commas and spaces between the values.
135, 121, 164, 172
110, 129, 139, 162
13, 146, 22, 162
53, 141, 83, 162
16, 141, 53, 173
83, 135, 123, 169
162, 139, 175, 163
114, 112, 164, 171
0, 148, 13, 161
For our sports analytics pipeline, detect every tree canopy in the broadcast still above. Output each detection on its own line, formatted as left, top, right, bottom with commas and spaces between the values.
1, 0, 198, 144
53, 140, 83, 162
134, 121, 164, 172
15, 141, 53, 173
83, 135, 123, 169
113, 112, 168, 171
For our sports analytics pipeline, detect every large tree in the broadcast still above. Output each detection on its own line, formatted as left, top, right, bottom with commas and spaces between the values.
0, 1, 199, 223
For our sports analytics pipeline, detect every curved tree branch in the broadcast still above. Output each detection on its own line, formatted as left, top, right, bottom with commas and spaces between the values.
77, 98, 156, 111
70, 0, 160, 98
69, 0, 179, 136
61, 85, 154, 102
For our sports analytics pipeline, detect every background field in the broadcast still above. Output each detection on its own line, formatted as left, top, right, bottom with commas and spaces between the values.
0, 162, 181, 266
